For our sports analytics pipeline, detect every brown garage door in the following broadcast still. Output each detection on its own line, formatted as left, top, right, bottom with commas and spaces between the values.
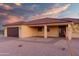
7, 27, 19, 37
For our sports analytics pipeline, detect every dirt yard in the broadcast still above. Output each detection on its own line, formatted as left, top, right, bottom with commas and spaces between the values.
0, 36, 79, 56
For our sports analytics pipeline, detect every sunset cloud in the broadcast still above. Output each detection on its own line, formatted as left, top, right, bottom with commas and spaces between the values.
43, 4, 71, 15
0, 3, 13, 10
1, 3, 79, 25
5, 15, 23, 23
30, 4, 71, 20
0, 3, 4, 6
0, 13, 7, 16
14, 3, 22, 6
7, 15, 20, 23
3, 4, 13, 10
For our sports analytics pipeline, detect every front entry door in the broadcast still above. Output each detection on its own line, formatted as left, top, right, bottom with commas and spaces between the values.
59, 26, 66, 37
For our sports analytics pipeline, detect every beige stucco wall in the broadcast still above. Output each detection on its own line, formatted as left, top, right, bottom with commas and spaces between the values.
47, 26, 59, 37
20, 26, 59, 38
35, 26, 59, 37
20, 25, 38, 38
37, 30, 44, 37
4, 25, 59, 38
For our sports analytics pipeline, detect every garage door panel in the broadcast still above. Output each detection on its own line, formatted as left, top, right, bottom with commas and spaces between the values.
7, 27, 19, 37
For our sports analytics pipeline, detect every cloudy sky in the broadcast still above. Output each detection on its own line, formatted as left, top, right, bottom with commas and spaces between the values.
0, 3, 79, 24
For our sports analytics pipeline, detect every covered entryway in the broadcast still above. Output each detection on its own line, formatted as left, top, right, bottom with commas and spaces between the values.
7, 27, 19, 37
29, 25, 59, 38
59, 26, 66, 37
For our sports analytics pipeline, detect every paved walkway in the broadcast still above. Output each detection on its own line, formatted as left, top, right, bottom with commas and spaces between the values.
0, 37, 79, 56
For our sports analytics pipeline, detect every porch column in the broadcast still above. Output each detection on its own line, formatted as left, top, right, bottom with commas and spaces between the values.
4, 27, 7, 37
44, 25, 47, 38
19, 26, 22, 38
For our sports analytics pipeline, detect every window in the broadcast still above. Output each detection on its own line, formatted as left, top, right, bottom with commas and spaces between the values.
37, 26, 50, 32
38, 27, 43, 32
47, 28, 50, 32
47, 27, 50, 32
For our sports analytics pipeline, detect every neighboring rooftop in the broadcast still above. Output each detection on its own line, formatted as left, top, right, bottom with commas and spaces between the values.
3, 18, 79, 26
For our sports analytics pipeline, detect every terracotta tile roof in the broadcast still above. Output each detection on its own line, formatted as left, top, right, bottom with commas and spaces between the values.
60, 18, 79, 23
3, 18, 79, 26
25, 18, 71, 25
3, 21, 28, 26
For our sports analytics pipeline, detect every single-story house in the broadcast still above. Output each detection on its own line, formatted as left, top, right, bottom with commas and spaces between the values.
3, 18, 79, 39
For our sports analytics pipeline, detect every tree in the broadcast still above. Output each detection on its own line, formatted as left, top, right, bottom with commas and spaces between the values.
66, 23, 74, 56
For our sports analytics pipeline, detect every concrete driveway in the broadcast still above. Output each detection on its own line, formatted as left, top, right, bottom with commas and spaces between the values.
0, 36, 79, 56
